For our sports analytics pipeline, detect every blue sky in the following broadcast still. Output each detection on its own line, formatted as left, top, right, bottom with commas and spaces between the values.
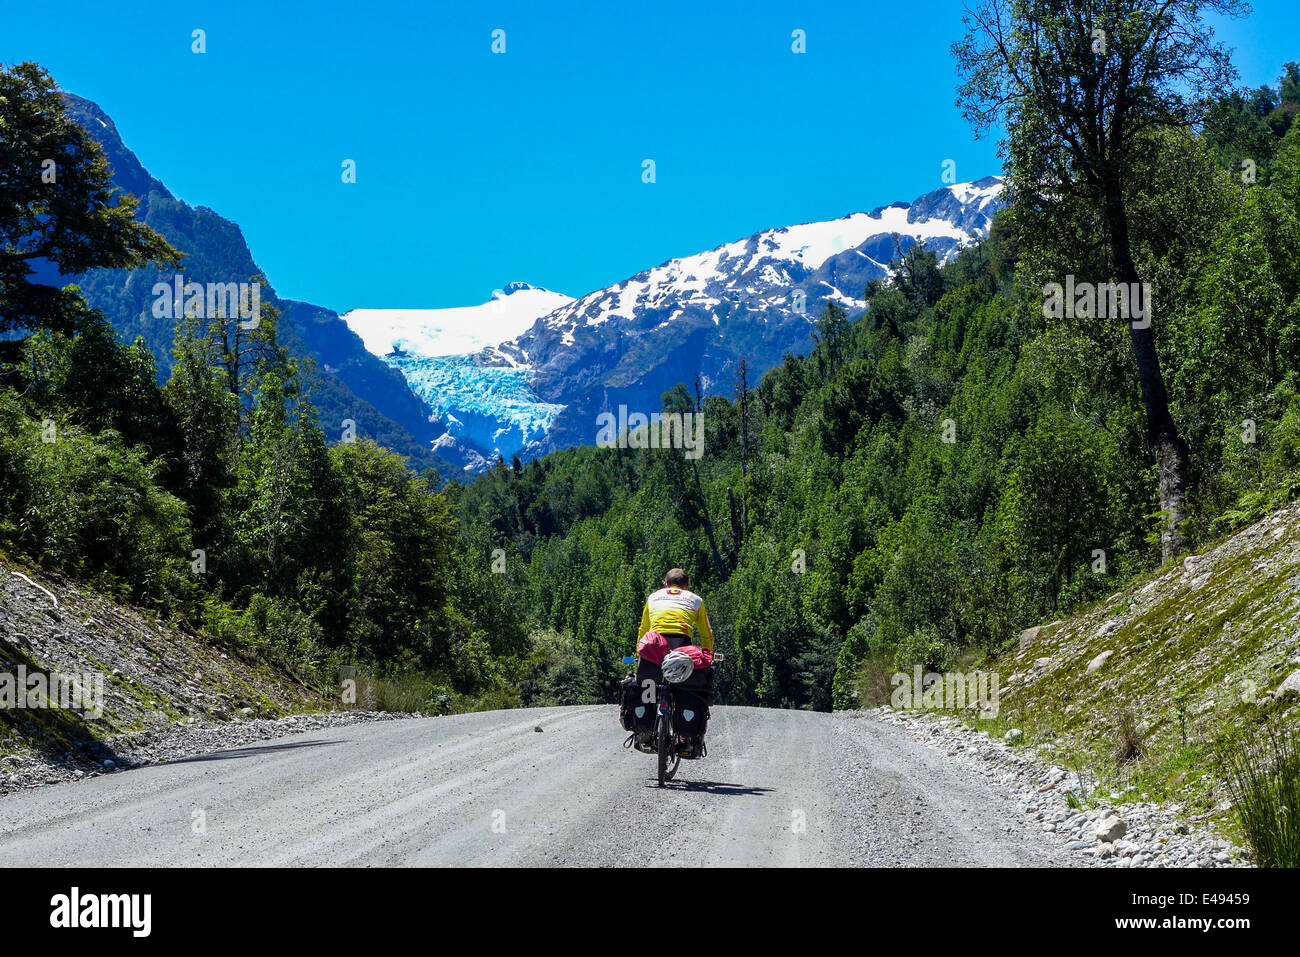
4, 0, 1297, 311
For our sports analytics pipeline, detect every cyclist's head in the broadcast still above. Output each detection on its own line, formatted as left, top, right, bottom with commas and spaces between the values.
664, 567, 690, 589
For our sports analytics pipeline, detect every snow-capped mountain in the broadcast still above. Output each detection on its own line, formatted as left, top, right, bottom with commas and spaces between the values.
500, 176, 1004, 460
346, 177, 1004, 471
515, 177, 1004, 351
61, 90, 1004, 477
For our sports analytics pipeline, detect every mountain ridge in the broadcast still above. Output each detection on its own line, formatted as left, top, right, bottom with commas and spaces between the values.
60, 94, 457, 477
60, 92, 1002, 475
499, 175, 1004, 462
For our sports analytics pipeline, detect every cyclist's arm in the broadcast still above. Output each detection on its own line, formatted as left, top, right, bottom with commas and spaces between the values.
696, 602, 714, 653
636, 600, 651, 650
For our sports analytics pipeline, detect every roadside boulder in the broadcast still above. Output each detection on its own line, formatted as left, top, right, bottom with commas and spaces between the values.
1096, 816, 1127, 842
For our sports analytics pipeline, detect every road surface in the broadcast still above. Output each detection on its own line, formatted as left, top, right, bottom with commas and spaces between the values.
0, 706, 1077, 866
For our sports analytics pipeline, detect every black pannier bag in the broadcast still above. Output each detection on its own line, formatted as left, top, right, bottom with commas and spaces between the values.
635, 658, 660, 683
671, 686, 709, 736
619, 673, 657, 732
676, 663, 713, 700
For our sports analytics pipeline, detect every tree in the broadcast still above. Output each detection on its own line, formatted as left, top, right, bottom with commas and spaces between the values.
333, 440, 453, 662
732, 357, 751, 538
894, 241, 945, 308
189, 277, 287, 430
954, 0, 1243, 559
812, 301, 850, 377
163, 322, 242, 549
16, 296, 177, 459
0, 62, 178, 335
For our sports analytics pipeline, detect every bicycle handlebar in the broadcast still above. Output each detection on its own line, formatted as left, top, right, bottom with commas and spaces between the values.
624, 652, 725, 665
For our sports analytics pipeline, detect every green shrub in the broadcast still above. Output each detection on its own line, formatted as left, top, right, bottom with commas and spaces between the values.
893, 624, 956, 673
0, 389, 192, 607
515, 629, 599, 707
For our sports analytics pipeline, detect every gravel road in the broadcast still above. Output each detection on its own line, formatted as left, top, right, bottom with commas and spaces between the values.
0, 706, 1079, 866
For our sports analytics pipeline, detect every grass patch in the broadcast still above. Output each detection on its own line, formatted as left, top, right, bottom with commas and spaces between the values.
1113, 708, 1146, 766
1218, 716, 1300, 867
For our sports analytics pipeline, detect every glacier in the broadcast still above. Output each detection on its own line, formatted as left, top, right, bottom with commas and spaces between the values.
342, 283, 573, 466
390, 352, 565, 461
342, 283, 573, 359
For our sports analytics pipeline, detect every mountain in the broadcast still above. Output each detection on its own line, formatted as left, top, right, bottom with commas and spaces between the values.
60, 94, 456, 477
507, 178, 1004, 456
346, 178, 1005, 470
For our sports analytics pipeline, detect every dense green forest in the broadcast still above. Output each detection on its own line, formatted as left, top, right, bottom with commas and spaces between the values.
1, 43, 1298, 714
451, 56, 1300, 711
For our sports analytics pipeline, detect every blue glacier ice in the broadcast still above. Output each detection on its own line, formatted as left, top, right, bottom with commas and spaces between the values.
386, 352, 565, 460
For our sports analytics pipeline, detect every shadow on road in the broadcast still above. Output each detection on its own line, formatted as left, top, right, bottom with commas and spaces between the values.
160, 739, 344, 765
653, 779, 774, 796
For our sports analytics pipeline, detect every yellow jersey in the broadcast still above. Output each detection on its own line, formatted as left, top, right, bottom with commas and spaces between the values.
636, 587, 714, 652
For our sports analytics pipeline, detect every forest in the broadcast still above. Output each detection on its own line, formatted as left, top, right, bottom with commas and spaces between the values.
2, 38, 1298, 714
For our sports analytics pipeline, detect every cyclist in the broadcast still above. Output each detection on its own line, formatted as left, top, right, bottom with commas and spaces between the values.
635, 568, 714, 757
636, 567, 713, 653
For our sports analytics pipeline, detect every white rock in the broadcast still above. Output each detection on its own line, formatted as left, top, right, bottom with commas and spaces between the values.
1096, 816, 1127, 842
1277, 670, 1300, 697
1086, 650, 1114, 674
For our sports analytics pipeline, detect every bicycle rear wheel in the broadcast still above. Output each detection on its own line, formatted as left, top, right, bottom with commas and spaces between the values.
657, 713, 669, 787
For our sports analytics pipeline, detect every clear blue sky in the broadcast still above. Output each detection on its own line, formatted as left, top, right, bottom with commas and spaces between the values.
3, 0, 1296, 312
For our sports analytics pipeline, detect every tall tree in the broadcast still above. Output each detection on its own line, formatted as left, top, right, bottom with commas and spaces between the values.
188, 276, 287, 430
0, 62, 178, 336
163, 320, 242, 550
954, 0, 1242, 559
733, 357, 751, 534
813, 300, 850, 377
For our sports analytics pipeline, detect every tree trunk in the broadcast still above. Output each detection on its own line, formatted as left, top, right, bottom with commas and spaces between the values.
692, 456, 726, 577
738, 360, 749, 533
727, 485, 743, 560
1105, 197, 1189, 562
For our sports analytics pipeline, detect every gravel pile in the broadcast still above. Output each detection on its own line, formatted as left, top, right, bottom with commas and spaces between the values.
870, 706, 1249, 867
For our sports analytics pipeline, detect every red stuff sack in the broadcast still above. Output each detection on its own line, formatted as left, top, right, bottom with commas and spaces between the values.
637, 631, 670, 665
675, 644, 713, 670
